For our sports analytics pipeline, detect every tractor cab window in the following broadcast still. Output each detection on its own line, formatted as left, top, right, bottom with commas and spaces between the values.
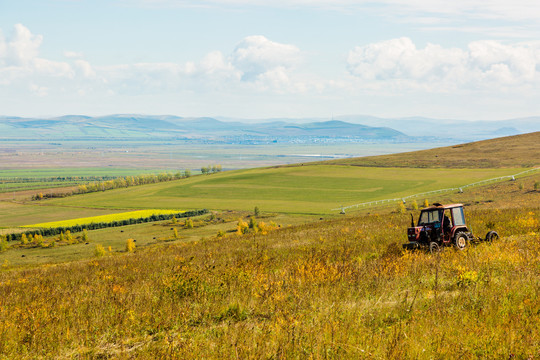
452, 207, 466, 226
418, 210, 441, 225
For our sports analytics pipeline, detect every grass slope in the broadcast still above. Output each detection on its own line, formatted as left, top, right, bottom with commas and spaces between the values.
314, 131, 540, 168
39, 165, 521, 216
0, 176, 538, 358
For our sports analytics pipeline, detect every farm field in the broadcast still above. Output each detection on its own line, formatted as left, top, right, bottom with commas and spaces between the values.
0, 167, 164, 193
38, 165, 522, 216
0, 139, 453, 171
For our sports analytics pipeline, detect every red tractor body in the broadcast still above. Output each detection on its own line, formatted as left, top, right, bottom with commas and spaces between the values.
403, 203, 498, 252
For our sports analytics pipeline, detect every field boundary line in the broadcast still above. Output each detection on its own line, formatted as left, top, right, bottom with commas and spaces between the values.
332, 167, 540, 212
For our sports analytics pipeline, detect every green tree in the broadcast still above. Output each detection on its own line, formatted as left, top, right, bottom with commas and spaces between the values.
184, 169, 191, 178
254, 206, 260, 217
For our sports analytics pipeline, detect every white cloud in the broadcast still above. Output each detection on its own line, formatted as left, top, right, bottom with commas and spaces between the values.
347, 37, 540, 91
5, 23, 43, 66
0, 24, 74, 85
75, 60, 96, 79
230, 35, 302, 82
89, 35, 303, 94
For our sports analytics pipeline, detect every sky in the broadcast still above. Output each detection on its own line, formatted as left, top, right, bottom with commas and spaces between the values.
1, 0, 540, 120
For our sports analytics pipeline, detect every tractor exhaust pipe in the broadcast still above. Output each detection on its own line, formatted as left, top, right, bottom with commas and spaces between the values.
410, 213, 415, 228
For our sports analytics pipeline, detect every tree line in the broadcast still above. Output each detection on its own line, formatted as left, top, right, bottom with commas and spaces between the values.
3, 209, 208, 242
32, 165, 223, 201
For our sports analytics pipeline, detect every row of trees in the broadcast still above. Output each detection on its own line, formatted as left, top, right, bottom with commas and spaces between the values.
200, 165, 222, 174
75, 171, 194, 195
4, 209, 208, 242
32, 165, 223, 200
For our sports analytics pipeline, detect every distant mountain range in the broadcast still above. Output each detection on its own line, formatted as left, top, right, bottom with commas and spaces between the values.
218, 115, 540, 140
0, 114, 538, 142
0, 115, 406, 142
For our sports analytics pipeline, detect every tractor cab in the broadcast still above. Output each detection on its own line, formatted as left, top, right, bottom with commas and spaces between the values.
403, 203, 472, 252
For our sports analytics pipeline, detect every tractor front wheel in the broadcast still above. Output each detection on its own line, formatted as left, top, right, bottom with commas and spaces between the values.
454, 231, 468, 250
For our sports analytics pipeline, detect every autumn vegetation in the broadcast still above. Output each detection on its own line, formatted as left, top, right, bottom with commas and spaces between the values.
0, 133, 538, 358
0, 171, 538, 358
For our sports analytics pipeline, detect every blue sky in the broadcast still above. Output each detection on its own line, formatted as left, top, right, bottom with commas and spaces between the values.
2, 0, 540, 120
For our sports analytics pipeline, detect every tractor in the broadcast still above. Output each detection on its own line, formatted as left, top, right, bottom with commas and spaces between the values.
402, 203, 499, 253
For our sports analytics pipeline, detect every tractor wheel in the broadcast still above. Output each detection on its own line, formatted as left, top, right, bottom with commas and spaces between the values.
429, 241, 441, 254
485, 230, 499, 242
454, 231, 468, 250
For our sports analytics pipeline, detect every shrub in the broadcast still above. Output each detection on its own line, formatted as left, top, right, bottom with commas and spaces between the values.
94, 244, 107, 257
249, 217, 257, 229
82, 229, 89, 242
126, 238, 136, 253
0, 238, 9, 252
236, 218, 249, 235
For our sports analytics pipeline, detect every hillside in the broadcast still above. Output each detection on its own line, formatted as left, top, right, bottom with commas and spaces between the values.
0, 170, 538, 358
316, 131, 540, 168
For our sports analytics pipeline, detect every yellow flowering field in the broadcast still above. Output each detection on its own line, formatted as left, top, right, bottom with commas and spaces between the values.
23, 209, 184, 228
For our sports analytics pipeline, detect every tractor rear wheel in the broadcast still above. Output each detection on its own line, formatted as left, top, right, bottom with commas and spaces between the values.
454, 231, 468, 250
485, 230, 499, 242
429, 241, 441, 254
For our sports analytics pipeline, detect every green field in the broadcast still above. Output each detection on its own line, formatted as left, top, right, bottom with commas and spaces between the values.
41, 165, 520, 216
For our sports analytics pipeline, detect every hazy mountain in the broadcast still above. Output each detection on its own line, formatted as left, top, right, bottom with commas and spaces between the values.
1, 114, 537, 142
0, 115, 406, 141
333, 115, 540, 140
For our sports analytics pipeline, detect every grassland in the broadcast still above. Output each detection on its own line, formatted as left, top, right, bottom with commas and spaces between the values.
0, 174, 538, 358
37, 166, 521, 216
317, 131, 540, 168
0, 133, 538, 358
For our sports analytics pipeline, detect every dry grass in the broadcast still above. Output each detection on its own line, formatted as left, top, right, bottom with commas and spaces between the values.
314, 131, 540, 168
0, 176, 538, 359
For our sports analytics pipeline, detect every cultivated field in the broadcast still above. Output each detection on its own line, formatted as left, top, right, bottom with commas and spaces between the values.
32, 166, 521, 216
